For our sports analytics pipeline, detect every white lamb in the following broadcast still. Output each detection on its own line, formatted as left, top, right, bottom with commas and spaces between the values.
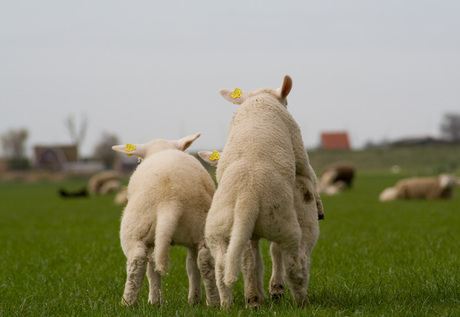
379, 174, 457, 201
203, 75, 322, 308
199, 150, 322, 307
87, 170, 122, 195
112, 133, 220, 306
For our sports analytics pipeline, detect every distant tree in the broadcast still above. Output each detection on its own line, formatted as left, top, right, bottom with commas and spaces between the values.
1, 128, 28, 159
93, 132, 120, 169
65, 114, 88, 148
440, 113, 460, 142
1, 128, 29, 170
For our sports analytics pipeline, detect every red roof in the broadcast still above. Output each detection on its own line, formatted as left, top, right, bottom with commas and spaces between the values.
321, 132, 351, 150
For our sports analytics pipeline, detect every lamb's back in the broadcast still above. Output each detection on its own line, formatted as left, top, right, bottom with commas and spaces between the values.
129, 150, 214, 207
219, 94, 296, 181
121, 150, 214, 248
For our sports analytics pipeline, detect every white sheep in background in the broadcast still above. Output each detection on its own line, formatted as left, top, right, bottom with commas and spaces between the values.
99, 179, 122, 195
199, 151, 322, 307
87, 170, 122, 195
379, 174, 457, 201
112, 133, 220, 306
203, 75, 322, 308
318, 180, 347, 196
114, 186, 128, 205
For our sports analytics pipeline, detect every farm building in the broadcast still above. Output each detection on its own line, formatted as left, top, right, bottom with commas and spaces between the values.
33, 145, 78, 170
33, 145, 107, 174
321, 131, 351, 150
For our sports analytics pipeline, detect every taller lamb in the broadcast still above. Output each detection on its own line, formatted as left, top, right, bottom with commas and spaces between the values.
112, 134, 219, 307
205, 75, 321, 308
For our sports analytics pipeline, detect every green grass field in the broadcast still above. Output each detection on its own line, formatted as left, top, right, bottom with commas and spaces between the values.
1, 171, 459, 316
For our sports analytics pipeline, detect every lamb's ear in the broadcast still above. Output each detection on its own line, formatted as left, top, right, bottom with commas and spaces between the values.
112, 143, 146, 158
276, 75, 292, 100
176, 133, 201, 151
198, 150, 220, 166
219, 89, 250, 105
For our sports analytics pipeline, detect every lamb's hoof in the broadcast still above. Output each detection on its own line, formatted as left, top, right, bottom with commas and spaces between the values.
188, 296, 203, 306
206, 299, 220, 308
121, 297, 137, 306
148, 300, 161, 306
270, 283, 285, 302
205, 294, 221, 307
297, 296, 310, 307
271, 293, 284, 302
245, 296, 261, 310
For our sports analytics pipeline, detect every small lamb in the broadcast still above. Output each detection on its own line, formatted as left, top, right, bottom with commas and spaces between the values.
379, 174, 457, 201
112, 133, 219, 306
199, 151, 322, 307
203, 75, 321, 308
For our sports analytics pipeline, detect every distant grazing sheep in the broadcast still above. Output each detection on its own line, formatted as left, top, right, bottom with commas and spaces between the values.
114, 186, 128, 205
379, 174, 457, 201
112, 134, 219, 306
203, 75, 321, 308
87, 170, 122, 195
99, 179, 122, 195
318, 162, 355, 195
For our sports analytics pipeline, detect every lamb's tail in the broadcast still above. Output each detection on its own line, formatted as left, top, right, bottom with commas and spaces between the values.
224, 198, 259, 287
153, 204, 181, 275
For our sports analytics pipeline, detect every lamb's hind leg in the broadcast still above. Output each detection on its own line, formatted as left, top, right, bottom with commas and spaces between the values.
280, 240, 309, 307
146, 248, 162, 305
197, 243, 220, 306
241, 240, 264, 309
269, 242, 285, 301
254, 240, 266, 303
122, 242, 148, 306
214, 243, 233, 308
186, 247, 203, 305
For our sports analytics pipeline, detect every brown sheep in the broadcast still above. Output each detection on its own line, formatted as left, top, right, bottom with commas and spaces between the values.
318, 163, 355, 195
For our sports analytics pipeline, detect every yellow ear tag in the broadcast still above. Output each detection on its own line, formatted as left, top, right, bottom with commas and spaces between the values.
209, 150, 220, 166
209, 150, 220, 162
231, 88, 242, 99
125, 143, 136, 156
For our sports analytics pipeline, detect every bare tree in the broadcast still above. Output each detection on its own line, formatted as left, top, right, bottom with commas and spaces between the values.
440, 113, 460, 142
66, 114, 88, 147
93, 132, 120, 169
1, 128, 28, 159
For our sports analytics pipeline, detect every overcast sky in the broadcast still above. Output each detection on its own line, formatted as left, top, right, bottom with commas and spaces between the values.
1, 1, 459, 157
